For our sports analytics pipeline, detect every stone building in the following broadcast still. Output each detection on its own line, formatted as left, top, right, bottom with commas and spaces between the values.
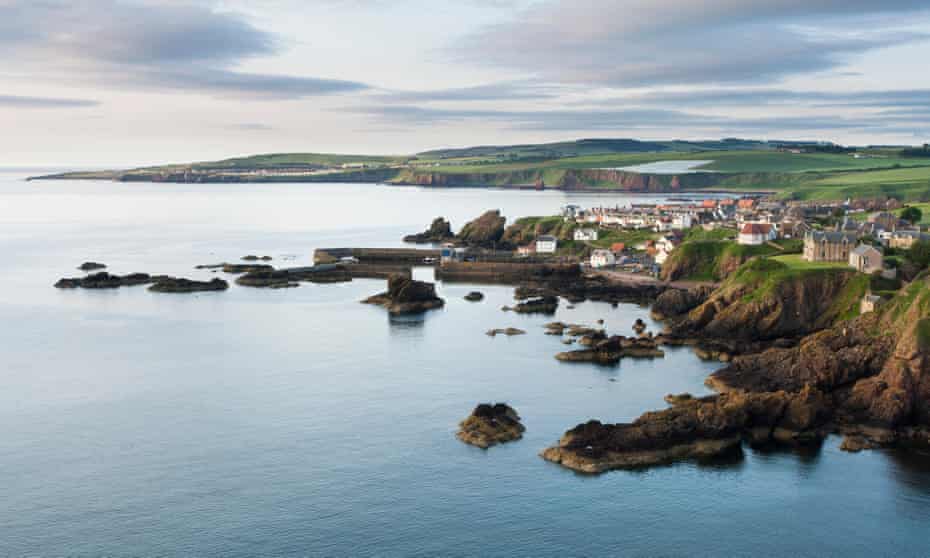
803, 231, 857, 262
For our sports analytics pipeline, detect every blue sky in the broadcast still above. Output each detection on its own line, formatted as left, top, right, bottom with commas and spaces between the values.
2, 0, 930, 166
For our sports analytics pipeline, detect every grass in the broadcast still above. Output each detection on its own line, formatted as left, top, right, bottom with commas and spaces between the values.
683, 227, 736, 242
770, 253, 850, 270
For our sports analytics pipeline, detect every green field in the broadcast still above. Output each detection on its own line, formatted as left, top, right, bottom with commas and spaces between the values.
770, 253, 850, 270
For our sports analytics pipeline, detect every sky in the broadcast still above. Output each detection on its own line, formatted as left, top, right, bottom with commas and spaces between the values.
2, 0, 930, 167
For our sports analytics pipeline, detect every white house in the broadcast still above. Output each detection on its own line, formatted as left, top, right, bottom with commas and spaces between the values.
738, 223, 776, 245
535, 235, 558, 254
590, 249, 616, 268
672, 213, 694, 229
574, 228, 599, 242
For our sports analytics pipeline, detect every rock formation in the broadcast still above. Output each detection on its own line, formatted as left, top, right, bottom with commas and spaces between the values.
464, 291, 484, 302
456, 210, 506, 248
403, 217, 454, 243
242, 255, 273, 261
457, 403, 525, 448
55, 272, 154, 289
541, 387, 830, 473
486, 328, 526, 337
78, 262, 106, 271
555, 335, 664, 365
362, 274, 445, 314
148, 277, 229, 293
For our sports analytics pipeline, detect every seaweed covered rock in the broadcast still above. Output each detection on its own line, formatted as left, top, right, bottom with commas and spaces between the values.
55, 272, 154, 289
555, 335, 664, 365
456, 403, 525, 448
362, 274, 445, 314
148, 277, 229, 293
506, 296, 558, 314
404, 217, 454, 244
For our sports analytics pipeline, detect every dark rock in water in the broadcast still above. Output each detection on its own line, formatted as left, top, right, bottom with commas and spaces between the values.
486, 328, 526, 337
541, 387, 830, 473
512, 296, 558, 315
362, 274, 445, 314
404, 217, 455, 244
242, 255, 273, 261
236, 265, 351, 287
633, 318, 647, 333
78, 262, 106, 271
221, 263, 274, 274
457, 403, 525, 448
457, 210, 506, 248
556, 335, 664, 365
464, 291, 485, 302
148, 277, 229, 293
55, 271, 154, 289
195, 263, 226, 270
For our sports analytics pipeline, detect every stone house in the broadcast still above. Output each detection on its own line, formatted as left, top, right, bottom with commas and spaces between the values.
848, 244, 883, 274
803, 231, 858, 262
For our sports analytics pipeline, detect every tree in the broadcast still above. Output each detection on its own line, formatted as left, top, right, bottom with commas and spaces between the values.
907, 240, 930, 269
901, 206, 923, 225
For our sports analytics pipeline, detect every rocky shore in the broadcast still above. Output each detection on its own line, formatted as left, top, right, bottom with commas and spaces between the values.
55, 272, 155, 289
456, 403, 525, 448
555, 334, 664, 365
149, 277, 229, 293
362, 274, 445, 314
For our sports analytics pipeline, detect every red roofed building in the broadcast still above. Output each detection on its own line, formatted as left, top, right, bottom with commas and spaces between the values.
738, 223, 776, 245
702, 199, 717, 209
737, 198, 756, 210
611, 242, 626, 253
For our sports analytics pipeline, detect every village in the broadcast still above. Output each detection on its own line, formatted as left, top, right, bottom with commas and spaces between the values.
487, 195, 930, 287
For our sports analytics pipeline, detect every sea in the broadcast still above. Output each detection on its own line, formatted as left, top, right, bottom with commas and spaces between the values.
1, 170, 929, 557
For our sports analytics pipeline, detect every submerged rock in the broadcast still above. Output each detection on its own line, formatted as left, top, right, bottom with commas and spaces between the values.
456, 403, 525, 448
55, 272, 154, 289
242, 255, 273, 261
148, 277, 229, 293
464, 291, 485, 302
78, 262, 106, 271
512, 296, 559, 315
486, 328, 526, 337
362, 274, 445, 314
221, 263, 274, 274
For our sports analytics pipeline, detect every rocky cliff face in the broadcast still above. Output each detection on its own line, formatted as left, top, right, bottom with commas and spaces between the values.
499, 216, 575, 249
403, 217, 454, 243
667, 259, 865, 348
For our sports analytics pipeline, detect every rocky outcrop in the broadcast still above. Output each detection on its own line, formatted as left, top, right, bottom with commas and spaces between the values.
221, 263, 275, 274
504, 296, 558, 314
457, 403, 525, 448
664, 259, 864, 351
464, 291, 484, 302
403, 217, 454, 244
555, 335, 664, 365
78, 262, 106, 271
148, 277, 229, 293
456, 210, 506, 248
242, 255, 273, 261
55, 272, 154, 289
541, 388, 830, 473
651, 286, 714, 319
362, 274, 445, 314
236, 265, 351, 287
517, 273, 666, 306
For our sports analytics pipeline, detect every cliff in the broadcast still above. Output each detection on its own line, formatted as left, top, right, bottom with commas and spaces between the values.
499, 216, 576, 249
668, 258, 867, 347
456, 210, 507, 248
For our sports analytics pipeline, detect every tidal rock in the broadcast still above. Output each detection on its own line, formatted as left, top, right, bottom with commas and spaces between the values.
464, 291, 485, 302
403, 217, 454, 243
78, 262, 106, 271
633, 318, 647, 333
555, 335, 664, 365
242, 255, 273, 261
362, 274, 445, 314
55, 272, 154, 289
148, 277, 229, 293
512, 296, 558, 315
456, 403, 525, 448
221, 263, 274, 274
486, 328, 526, 337
541, 389, 830, 473
236, 265, 351, 287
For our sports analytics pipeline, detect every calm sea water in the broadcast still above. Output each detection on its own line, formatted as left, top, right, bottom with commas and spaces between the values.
1, 172, 929, 557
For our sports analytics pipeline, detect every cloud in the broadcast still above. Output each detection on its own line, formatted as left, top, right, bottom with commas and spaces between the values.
374, 81, 563, 103
346, 104, 878, 134
0, 94, 99, 108
578, 88, 930, 109
452, 0, 930, 87
0, 1, 368, 99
